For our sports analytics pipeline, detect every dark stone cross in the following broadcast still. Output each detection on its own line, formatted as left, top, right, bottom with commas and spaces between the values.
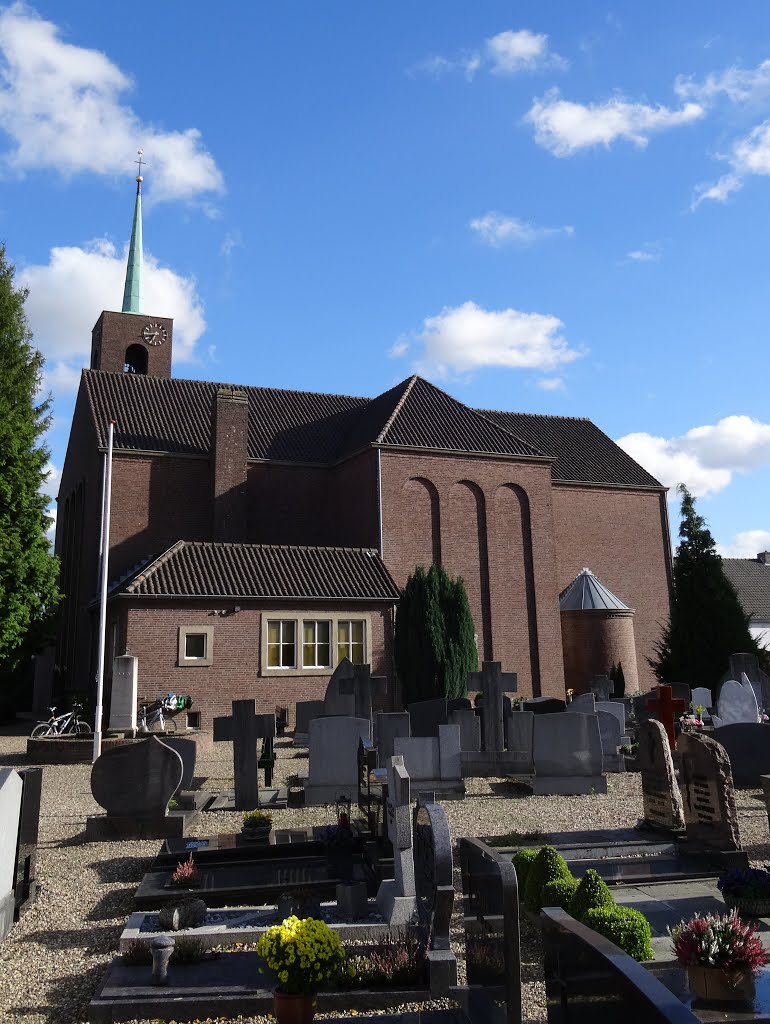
337, 662, 387, 723
468, 661, 517, 752
590, 674, 614, 702
213, 700, 276, 810
646, 684, 686, 751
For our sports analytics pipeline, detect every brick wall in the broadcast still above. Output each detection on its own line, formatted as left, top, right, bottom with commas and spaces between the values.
561, 609, 640, 695
121, 600, 394, 729
551, 485, 672, 693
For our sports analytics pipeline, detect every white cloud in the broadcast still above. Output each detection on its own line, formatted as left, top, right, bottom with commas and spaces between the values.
694, 121, 770, 208
0, 4, 223, 203
398, 300, 582, 378
537, 376, 565, 391
526, 88, 705, 156
626, 243, 661, 262
470, 211, 574, 246
485, 30, 566, 74
411, 27, 563, 80
21, 239, 206, 395
675, 59, 770, 106
616, 414, 770, 497
718, 530, 770, 558
388, 340, 409, 359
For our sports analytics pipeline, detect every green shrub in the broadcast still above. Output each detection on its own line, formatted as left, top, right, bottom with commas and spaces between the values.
568, 868, 614, 921
512, 848, 539, 893
583, 906, 654, 962
523, 846, 573, 912
542, 877, 579, 911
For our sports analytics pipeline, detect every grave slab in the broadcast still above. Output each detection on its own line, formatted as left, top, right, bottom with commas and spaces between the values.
0, 769, 22, 940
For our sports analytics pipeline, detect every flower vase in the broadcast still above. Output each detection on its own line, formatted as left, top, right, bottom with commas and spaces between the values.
687, 965, 755, 1004
272, 989, 317, 1024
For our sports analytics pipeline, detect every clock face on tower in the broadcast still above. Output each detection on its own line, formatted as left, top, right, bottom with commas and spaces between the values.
142, 322, 168, 346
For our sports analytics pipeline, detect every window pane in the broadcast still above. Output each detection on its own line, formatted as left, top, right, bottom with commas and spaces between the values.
302, 643, 315, 667
338, 621, 350, 644
317, 621, 330, 644
317, 642, 330, 666
185, 633, 206, 659
282, 641, 295, 667
303, 621, 315, 644
267, 644, 280, 667
283, 621, 295, 643
351, 621, 364, 645
351, 643, 364, 665
337, 643, 347, 663
267, 621, 280, 644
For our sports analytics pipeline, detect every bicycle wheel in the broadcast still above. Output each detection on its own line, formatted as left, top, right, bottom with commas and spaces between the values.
75, 720, 92, 735
31, 723, 54, 738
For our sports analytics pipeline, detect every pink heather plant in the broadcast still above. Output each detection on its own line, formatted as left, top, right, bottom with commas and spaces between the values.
670, 911, 770, 976
170, 853, 201, 887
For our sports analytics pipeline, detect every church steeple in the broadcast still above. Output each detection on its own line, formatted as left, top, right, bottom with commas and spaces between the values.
121, 150, 144, 314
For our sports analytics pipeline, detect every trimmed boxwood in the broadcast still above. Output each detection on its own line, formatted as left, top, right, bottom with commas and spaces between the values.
523, 846, 574, 912
542, 877, 579, 911
512, 848, 539, 893
583, 906, 654, 962
568, 868, 614, 921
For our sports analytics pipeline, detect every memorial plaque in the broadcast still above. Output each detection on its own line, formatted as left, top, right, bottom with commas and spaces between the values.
677, 732, 741, 851
638, 720, 685, 832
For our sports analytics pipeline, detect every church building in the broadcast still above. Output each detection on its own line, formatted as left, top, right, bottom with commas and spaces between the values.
51, 175, 673, 729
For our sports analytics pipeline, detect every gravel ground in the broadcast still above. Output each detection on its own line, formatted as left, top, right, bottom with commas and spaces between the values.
0, 724, 768, 1024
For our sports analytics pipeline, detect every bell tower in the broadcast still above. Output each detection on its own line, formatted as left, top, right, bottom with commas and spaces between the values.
89, 151, 173, 378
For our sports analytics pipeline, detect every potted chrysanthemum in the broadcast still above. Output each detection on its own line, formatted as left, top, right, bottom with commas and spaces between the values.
241, 809, 272, 842
670, 910, 769, 1004
256, 915, 352, 1024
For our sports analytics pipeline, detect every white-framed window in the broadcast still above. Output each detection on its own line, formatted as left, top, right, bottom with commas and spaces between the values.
302, 620, 331, 668
337, 619, 365, 665
178, 626, 214, 667
267, 619, 296, 668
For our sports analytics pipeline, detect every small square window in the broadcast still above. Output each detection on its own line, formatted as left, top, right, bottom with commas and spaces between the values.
178, 626, 213, 667
337, 620, 365, 665
302, 620, 331, 668
186, 711, 201, 730
267, 620, 296, 668
185, 633, 207, 659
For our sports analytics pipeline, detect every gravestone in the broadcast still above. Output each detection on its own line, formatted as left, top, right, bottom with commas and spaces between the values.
568, 692, 596, 712
375, 712, 411, 765
720, 653, 770, 711
407, 698, 449, 738
691, 687, 713, 713
109, 654, 138, 732
87, 736, 196, 839
294, 700, 324, 742
376, 755, 417, 925
413, 796, 457, 992
394, 726, 464, 798
324, 659, 386, 724
715, 677, 760, 726
595, 700, 626, 737
450, 708, 481, 752
13, 767, 42, 920
646, 685, 686, 750
0, 769, 22, 940
597, 709, 625, 773
590, 674, 613, 702
670, 682, 692, 706
506, 711, 534, 774
213, 702, 277, 809
712, 724, 770, 787
677, 731, 741, 851
161, 737, 196, 792
528, 713, 606, 794
520, 696, 565, 715
468, 661, 517, 752
304, 716, 370, 805
637, 720, 685, 832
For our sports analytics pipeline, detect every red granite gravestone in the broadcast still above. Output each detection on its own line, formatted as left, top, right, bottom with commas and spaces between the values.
646, 685, 686, 751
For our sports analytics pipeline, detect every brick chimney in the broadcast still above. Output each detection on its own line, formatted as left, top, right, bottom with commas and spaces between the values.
211, 387, 249, 542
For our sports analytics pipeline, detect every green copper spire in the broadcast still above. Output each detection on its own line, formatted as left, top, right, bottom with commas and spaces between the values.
121, 150, 144, 314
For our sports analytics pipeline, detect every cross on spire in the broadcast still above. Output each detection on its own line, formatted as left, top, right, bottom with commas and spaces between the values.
135, 148, 145, 189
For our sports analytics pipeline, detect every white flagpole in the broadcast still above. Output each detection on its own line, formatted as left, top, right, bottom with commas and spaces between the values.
92, 420, 116, 762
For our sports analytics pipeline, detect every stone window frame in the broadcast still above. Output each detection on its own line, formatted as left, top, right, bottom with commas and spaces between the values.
260, 612, 371, 677
178, 625, 214, 667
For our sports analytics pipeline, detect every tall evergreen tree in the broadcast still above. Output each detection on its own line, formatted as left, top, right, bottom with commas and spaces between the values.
394, 563, 477, 704
0, 245, 60, 696
649, 484, 757, 690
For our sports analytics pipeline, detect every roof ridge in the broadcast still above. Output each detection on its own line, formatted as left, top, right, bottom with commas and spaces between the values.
181, 540, 382, 554
473, 407, 547, 459
374, 375, 418, 444
478, 404, 592, 423
124, 539, 186, 593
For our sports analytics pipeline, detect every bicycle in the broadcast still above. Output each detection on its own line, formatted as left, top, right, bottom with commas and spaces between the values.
137, 699, 177, 734
31, 703, 92, 738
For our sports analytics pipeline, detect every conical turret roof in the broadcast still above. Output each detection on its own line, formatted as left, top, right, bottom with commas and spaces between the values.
559, 568, 630, 611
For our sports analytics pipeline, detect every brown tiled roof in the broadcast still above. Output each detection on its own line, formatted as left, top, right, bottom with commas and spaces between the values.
82, 369, 660, 487
722, 558, 770, 622
112, 541, 400, 601
479, 409, 663, 488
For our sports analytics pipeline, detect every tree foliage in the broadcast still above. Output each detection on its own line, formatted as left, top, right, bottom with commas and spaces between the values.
0, 244, 60, 683
393, 563, 477, 704
649, 484, 758, 689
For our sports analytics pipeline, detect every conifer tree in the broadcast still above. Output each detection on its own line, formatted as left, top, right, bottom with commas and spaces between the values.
650, 484, 757, 689
394, 563, 477, 703
0, 245, 60, 697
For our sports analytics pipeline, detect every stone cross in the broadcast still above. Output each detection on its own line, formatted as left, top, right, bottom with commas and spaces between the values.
338, 663, 387, 724
213, 700, 276, 810
468, 661, 517, 752
376, 755, 417, 925
646, 685, 686, 751
590, 674, 614, 702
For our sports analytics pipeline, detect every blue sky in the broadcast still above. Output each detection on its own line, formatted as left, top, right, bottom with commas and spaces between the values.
4, 2, 770, 554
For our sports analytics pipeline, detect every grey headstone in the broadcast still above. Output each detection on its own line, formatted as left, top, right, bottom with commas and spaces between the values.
590, 675, 613, 702
691, 687, 713, 713
506, 711, 534, 773
449, 708, 481, 752
393, 736, 440, 783
375, 712, 411, 765
597, 709, 625, 773
720, 653, 770, 711
717, 678, 760, 726
677, 731, 741, 851
91, 736, 183, 817
595, 700, 626, 735
438, 724, 461, 781
568, 692, 596, 712
638, 720, 685, 831
712, 723, 770, 787
670, 682, 692, 706
161, 737, 196, 791
13, 767, 41, 918
376, 755, 416, 926
520, 696, 566, 715
532, 713, 603, 778
408, 698, 449, 738
468, 661, 517, 753
109, 654, 138, 732
295, 700, 324, 735
325, 659, 386, 722
305, 716, 370, 804
0, 770, 22, 940
413, 797, 457, 991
